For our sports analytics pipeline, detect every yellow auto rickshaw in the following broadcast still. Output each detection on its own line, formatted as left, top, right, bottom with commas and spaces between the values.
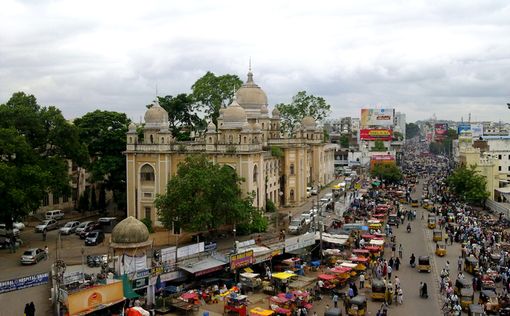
460, 288, 474, 311
479, 290, 499, 313
468, 304, 485, 316
371, 278, 386, 301
417, 256, 431, 273
455, 278, 472, 295
435, 243, 447, 256
433, 230, 443, 242
464, 256, 479, 275
347, 295, 367, 316
411, 199, 419, 207
428, 216, 436, 229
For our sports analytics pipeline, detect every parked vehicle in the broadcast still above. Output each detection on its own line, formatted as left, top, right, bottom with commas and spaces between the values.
13, 222, 25, 230
85, 230, 105, 246
59, 221, 80, 235
0, 224, 20, 237
98, 217, 118, 233
20, 248, 47, 264
45, 210, 64, 220
300, 212, 314, 226
306, 187, 312, 198
311, 187, 318, 195
288, 219, 307, 234
79, 222, 101, 239
35, 219, 58, 232
75, 221, 93, 235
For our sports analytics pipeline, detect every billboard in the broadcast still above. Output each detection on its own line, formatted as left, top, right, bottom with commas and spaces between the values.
360, 129, 393, 141
471, 123, 483, 137
67, 281, 124, 315
0, 272, 49, 294
434, 123, 448, 142
360, 108, 395, 128
457, 123, 471, 135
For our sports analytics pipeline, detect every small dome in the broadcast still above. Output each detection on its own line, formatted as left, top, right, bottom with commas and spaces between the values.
261, 104, 269, 114
128, 122, 137, 132
111, 216, 149, 244
236, 71, 268, 111
222, 98, 247, 128
272, 107, 280, 118
207, 121, 216, 131
301, 116, 316, 129
144, 100, 168, 129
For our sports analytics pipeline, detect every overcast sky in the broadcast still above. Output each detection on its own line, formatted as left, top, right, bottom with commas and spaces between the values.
1, 0, 509, 123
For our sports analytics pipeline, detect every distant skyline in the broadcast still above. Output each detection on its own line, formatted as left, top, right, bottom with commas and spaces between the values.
1, 0, 509, 123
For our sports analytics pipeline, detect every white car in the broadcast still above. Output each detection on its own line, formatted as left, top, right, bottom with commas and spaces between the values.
60, 221, 80, 235
300, 212, 314, 225
13, 222, 25, 230
288, 219, 306, 234
0, 224, 20, 237
310, 187, 318, 195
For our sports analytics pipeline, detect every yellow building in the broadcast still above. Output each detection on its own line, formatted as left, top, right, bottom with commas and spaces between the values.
458, 146, 499, 200
125, 70, 336, 227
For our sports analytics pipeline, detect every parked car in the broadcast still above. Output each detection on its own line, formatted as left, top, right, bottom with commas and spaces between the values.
288, 218, 307, 234
0, 224, 20, 237
320, 198, 333, 210
20, 248, 47, 264
59, 221, 80, 235
13, 222, 25, 230
79, 222, 101, 239
85, 230, 105, 246
310, 187, 318, 195
75, 221, 93, 235
300, 212, 314, 226
45, 210, 64, 220
35, 219, 58, 232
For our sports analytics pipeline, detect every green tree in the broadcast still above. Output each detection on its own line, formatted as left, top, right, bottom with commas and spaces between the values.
406, 123, 420, 139
0, 92, 87, 227
371, 163, 403, 183
191, 72, 243, 126
447, 165, 489, 205
371, 140, 387, 152
155, 94, 205, 140
275, 91, 331, 134
155, 155, 256, 232
339, 135, 350, 148
74, 110, 129, 212
393, 131, 403, 141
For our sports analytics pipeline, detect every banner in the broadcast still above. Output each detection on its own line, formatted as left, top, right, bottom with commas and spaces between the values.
285, 233, 316, 252
360, 108, 394, 128
457, 123, 471, 135
471, 123, 483, 137
230, 250, 254, 270
434, 123, 448, 141
360, 129, 393, 141
0, 272, 49, 294
67, 281, 124, 315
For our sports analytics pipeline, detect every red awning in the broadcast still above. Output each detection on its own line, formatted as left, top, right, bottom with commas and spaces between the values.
318, 274, 336, 280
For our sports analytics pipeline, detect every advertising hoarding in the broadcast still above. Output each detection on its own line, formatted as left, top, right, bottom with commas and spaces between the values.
434, 123, 448, 141
230, 250, 254, 270
471, 123, 483, 137
457, 123, 471, 135
67, 281, 124, 315
0, 272, 49, 294
360, 108, 395, 128
359, 129, 393, 141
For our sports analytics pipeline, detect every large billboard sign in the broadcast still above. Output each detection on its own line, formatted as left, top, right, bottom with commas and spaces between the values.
360, 129, 393, 141
457, 123, 471, 135
434, 123, 448, 141
471, 123, 483, 137
360, 108, 394, 128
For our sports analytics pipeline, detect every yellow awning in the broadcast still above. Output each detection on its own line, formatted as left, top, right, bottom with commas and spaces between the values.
272, 272, 297, 280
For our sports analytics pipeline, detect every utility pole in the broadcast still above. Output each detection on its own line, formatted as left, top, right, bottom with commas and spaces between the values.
318, 197, 323, 263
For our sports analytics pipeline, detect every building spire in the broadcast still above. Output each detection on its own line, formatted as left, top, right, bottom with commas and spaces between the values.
247, 58, 254, 83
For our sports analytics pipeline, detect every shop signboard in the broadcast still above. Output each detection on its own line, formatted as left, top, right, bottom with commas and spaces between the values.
204, 242, 217, 252
457, 123, 471, 134
434, 123, 448, 141
67, 281, 124, 316
360, 108, 394, 128
230, 250, 254, 270
0, 272, 49, 294
177, 242, 205, 259
285, 233, 316, 252
359, 129, 393, 141
63, 272, 83, 285
161, 246, 176, 263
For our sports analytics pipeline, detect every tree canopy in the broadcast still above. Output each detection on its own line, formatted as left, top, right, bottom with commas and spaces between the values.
156, 94, 205, 141
155, 155, 260, 233
339, 135, 350, 148
371, 163, 403, 183
405, 123, 420, 139
275, 91, 331, 134
0, 92, 87, 226
73, 110, 129, 211
191, 71, 243, 126
447, 165, 489, 205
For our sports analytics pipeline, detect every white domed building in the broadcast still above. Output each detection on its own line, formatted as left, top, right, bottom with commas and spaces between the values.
125, 69, 336, 229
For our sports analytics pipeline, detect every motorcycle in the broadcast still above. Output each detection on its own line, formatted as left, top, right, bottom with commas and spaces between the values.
410, 255, 416, 268
407, 224, 411, 233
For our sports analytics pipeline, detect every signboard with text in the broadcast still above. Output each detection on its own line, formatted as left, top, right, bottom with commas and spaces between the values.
360, 129, 393, 141
360, 108, 394, 128
230, 250, 254, 270
285, 233, 316, 252
0, 273, 49, 294
434, 123, 448, 142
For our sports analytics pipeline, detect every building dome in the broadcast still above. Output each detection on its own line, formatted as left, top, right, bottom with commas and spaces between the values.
222, 98, 247, 129
236, 71, 268, 111
128, 122, 137, 133
111, 216, 149, 244
272, 107, 280, 118
301, 116, 316, 129
144, 100, 168, 129
207, 121, 216, 132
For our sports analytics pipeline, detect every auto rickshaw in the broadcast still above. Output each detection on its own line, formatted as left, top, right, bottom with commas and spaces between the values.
479, 290, 499, 313
371, 278, 386, 301
324, 307, 342, 316
455, 278, 473, 295
460, 288, 475, 311
417, 256, 431, 273
411, 199, 419, 207
428, 216, 436, 229
464, 256, 479, 275
347, 295, 367, 316
435, 243, 447, 256
433, 230, 443, 242
468, 304, 485, 316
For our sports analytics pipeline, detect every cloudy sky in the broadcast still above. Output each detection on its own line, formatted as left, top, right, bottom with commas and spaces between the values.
1, 0, 509, 123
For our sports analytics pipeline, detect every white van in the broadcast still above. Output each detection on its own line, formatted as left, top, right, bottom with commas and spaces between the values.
45, 210, 64, 220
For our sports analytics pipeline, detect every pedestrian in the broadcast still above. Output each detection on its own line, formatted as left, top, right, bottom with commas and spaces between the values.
359, 273, 365, 289
44, 245, 49, 260
332, 293, 339, 308
27, 302, 35, 316
398, 244, 403, 259
396, 287, 403, 305
24, 303, 31, 316
42, 229, 47, 241
387, 265, 393, 280
394, 257, 400, 271
445, 235, 448, 245
457, 256, 462, 271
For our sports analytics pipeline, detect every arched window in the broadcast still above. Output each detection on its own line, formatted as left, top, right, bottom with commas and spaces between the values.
290, 189, 295, 201
243, 136, 247, 143
150, 134, 154, 144
140, 164, 155, 182
209, 137, 212, 143
290, 163, 295, 175
253, 165, 258, 183
161, 137, 164, 143
229, 135, 233, 144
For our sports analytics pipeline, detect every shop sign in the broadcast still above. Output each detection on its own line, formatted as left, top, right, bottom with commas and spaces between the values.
204, 242, 217, 252
285, 233, 315, 252
67, 281, 124, 316
132, 277, 150, 290
271, 248, 283, 257
230, 250, 254, 270
151, 266, 163, 277
161, 246, 176, 263
360, 129, 393, 141
63, 272, 83, 285
0, 272, 49, 294
160, 270, 186, 282
132, 268, 151, 279
177, 242, 205, 259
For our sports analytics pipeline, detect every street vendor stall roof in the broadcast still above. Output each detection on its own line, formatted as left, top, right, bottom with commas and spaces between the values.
178, 257, 226, 275
237, 245, 271, 255
318, 274, 336, 280
369, 239, 384, 246
272, 272, 297, 280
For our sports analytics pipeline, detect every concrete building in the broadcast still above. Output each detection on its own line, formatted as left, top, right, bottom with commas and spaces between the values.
125, 70, 336, 228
